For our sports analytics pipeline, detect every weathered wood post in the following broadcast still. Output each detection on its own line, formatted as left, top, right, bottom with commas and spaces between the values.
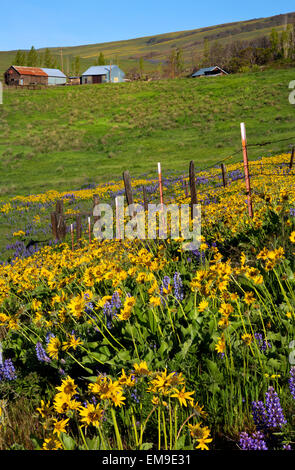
221, 163, 228, 187
76, 215, 82, 247
142, 186, 148, 212
93, 194, 100, 241
189, 160, 197, 218
123, 170, 134, 217
51, 199, 66, 240
70, 224, 74, 250
51, 212, 58, 240
289, 147, 294, 170
240, 122, 253, 218
56, 199, 64, 215
185, 179, 189, 197
88, 217, 91, 244
158, 162, 164, 205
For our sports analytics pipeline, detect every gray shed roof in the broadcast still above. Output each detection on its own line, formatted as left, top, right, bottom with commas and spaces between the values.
191, 66, 228, 77
41, 68, 67, 78
82, 65, 117, 76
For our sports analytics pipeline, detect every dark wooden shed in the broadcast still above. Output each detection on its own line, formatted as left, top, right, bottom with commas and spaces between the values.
4, 66, 48, 86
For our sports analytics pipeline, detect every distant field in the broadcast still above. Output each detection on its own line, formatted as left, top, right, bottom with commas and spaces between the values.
0, 11, 294, 76
0, 68, 294, 202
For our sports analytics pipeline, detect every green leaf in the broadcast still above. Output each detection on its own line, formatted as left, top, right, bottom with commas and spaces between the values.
267, 358, 281, 370
60, 433, 76, 450
180, 339, 193, 359
175, 434, 186, 450
140, 442, 154, 450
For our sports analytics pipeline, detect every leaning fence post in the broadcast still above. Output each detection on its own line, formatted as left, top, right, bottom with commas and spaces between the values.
240, 122, 253, 218
158, 162, 164, 205
189, 160, 197, 218
93, 194, 101, 241
76, 215, 82, 247
142, 186, 148, 212
123, 170, 134, 217
56, 213, 67, 240
221, 163, 228, 187
51, 212, 58, 240
70, 223, 74, 250
56, 199, 64, 215
289, 147, 294, 169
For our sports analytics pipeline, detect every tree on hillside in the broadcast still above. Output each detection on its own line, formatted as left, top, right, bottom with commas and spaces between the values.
139, 57, 144, 78
176, 48, 184, 76
74, 56, 81, 76
98, 52, 106, 65
27, 46, 39, 67
43, 48, 55, 68
200, 39, 210, 67
270, 29, 280, 59
167, 48, 177, 78
14, 50, 26, 66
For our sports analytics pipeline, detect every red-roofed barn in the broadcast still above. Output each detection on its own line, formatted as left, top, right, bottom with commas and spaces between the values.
4, 66, 48, 86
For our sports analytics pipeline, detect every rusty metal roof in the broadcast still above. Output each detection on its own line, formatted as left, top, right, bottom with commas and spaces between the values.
12, 66, 48, 77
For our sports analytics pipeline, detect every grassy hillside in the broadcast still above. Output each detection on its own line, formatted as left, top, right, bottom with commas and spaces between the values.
0, 12, 295, 76
0, 68, 294, 202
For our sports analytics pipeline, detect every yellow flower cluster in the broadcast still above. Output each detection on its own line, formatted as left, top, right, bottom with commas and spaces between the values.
37, 364, 209, 450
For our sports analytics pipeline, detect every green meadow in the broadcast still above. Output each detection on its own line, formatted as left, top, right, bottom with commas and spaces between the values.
0, 68, 294, 202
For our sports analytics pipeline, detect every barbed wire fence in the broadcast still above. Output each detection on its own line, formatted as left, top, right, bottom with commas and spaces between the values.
49, 125, 295, 246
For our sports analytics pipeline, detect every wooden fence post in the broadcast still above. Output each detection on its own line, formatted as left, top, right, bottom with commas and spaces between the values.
56, 213, 67, 240
123, 170, 134, 217
76, 215, 82, 246
142, 186, 148, 212
240, 122, 253, 218
189, 160, 197, 218
56, 199, 64, 215
51, 212, 58, 240
158, 162, 164, 205
70, 224, 74, 250
93, 194, 101, 241
290, 147, 294, 170
221, 163, 228, 187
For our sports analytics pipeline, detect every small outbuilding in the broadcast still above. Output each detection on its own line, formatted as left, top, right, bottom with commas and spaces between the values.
191, 66, 228, 78
68, 76, 81, 85
4, 66, 48, 86
40, 68, 67, 86
81, 65, 125, 84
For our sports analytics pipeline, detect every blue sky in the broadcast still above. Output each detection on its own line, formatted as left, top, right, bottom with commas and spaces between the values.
1, 0, 294, 51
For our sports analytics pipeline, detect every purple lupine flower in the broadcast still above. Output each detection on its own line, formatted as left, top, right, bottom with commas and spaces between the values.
265, 386, 287, 429
131, 388, 140, 404
289, 367, 295, 400
35, 342, 51, 363
254, 333, 271, 351
239, 431, 268, 450
160, 276, 171, 304
0, 359, 17, 381
173, 271, 184, 302
252, 400, 268, 431
103, 291, 121, 329
283, 444, 292, 450
85, 302, 94, 314
111, 291, 122, 312
160, 276, 171, 294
